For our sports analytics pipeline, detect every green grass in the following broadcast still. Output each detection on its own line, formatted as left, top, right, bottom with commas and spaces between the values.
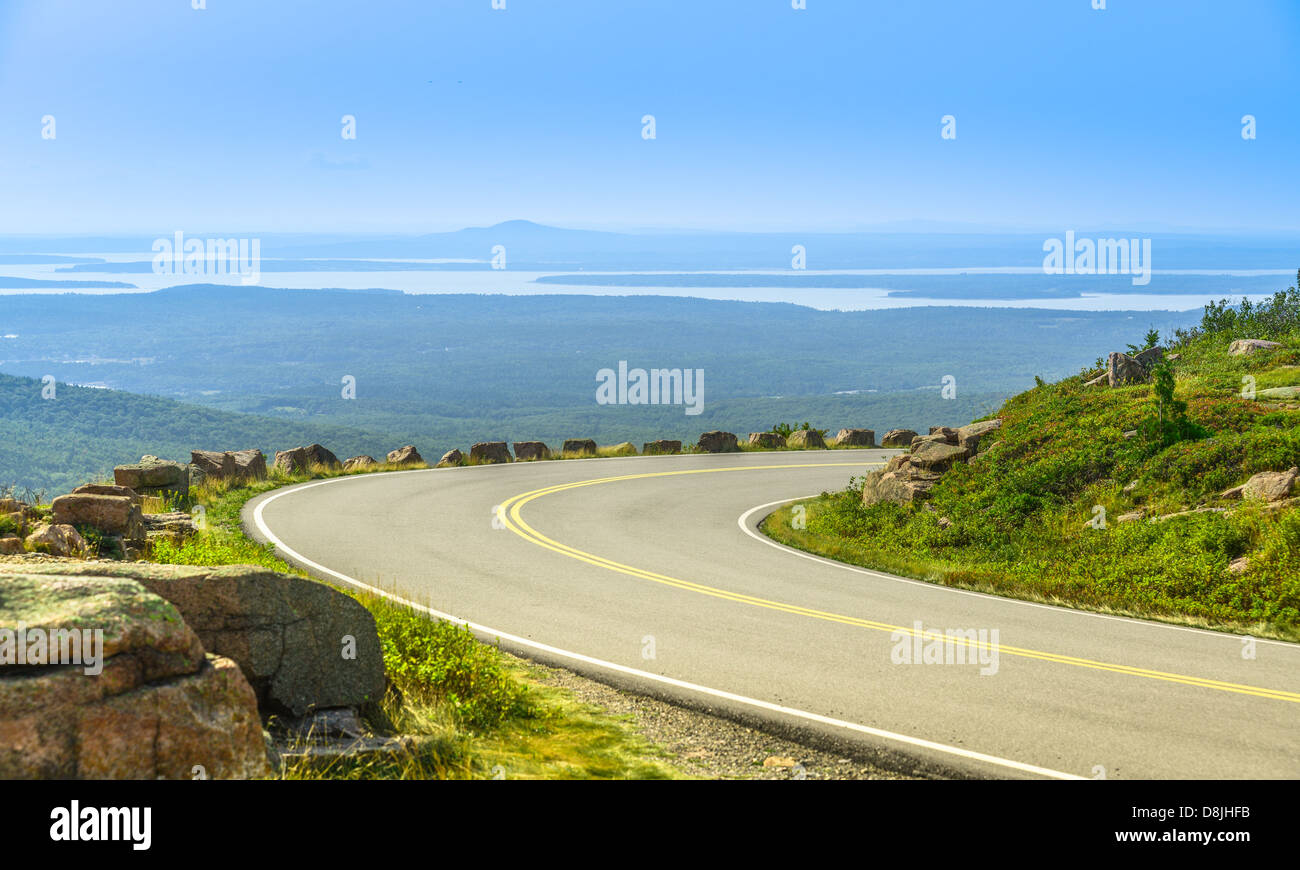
764, 279, 1300, 642
146, 461, 683, 780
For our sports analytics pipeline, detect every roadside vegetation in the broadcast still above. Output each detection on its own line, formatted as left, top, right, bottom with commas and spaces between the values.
146, 462, 681, 780
765, 274, 1300, 641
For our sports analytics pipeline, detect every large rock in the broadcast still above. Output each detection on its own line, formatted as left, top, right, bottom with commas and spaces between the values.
74, 655, 267, 780
958, 419, 1002, 439
786, 429, 826, 449
834, 428, 876, 447
698, 431, 739, 453
114, 455, 188, 497
920, 426, 960, 444
861, 455, 943, 505
562, 439, 597, 456
1133, 346, 1165, 369
0, 573, 204, 676
51, 494, 144, 542
386, 445, 424, 466
436, 449, 464, 468
1108, 351, 1150, 387
908, 440, 970, 471
470, 441, 512, 464
1, 652, 267, 780
748, 432, 786, 449
956, 419, 1002, 453
2, 563, 387, 718
231, 449, 268, 481
912, 431, 957, 450
191, 450, 237, 480
643, 440, 682, 455
605, 442, 638, 456
513, 441, 552, 461
144, 511, 197, 547
880, 429, 918, 448
191, 449, 269, 483
1221, 467, 1298, 503
1228, 339, 1282, 356
72, 483, 142, 507
1093, 347, 1165, 389
0, 537, 23, 555
343, 455, 378, 472
273, 444, 341, 474
24, 524, 87, 557
0, 571, 267, 779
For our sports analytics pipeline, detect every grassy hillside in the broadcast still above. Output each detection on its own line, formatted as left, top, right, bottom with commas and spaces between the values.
765, 273, 1300, 639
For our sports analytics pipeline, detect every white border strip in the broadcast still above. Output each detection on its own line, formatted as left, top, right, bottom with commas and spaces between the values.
250, 473, 1083, 780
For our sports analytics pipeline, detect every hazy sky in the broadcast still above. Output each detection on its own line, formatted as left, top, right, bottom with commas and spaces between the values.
1, 0, 1296, 234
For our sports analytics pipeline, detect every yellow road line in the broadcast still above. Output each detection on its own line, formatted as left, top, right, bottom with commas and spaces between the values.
499, 463, 1300, 705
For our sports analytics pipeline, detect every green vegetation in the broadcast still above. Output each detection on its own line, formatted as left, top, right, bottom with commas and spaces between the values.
1126, 327, 1162, 355
0, 372, 391, 495
75, 524, 124, 560
764, 273, 1300, 640
147, 464, 681, 780
1140, 359, 1206, 448
770, 422, 828, 440
2, 287, 1198, 493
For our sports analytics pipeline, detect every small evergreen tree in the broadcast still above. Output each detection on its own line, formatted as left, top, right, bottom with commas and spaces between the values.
1127, 328, 1161, 355
1139, 360, 1205, 447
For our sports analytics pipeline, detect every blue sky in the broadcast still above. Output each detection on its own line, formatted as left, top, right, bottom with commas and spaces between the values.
1, 0, 1296, 234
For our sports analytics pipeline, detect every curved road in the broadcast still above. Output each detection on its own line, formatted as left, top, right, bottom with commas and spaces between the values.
244, 450, 1300, 779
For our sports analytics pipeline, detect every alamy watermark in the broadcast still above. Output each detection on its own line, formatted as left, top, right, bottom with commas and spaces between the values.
1043, 230, 1151, 286
152, 231, 261, 285
596, 361, 704, 416
50, 801, 150, 851
890, 620, 1000, 676
0, 623, 104, 675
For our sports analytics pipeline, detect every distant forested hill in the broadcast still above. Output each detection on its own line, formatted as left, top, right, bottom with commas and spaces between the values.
0, 373, 393, 495
0, 286, 1216, 492
0, 370, 1006, 496
0, 285, 1202, 407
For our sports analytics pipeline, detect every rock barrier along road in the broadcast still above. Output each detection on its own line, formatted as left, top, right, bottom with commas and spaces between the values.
244, 449, 1300, 780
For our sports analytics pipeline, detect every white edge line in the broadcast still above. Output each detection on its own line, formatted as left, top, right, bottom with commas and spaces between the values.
250, 472, 1084, 781
739, 498, 1300, 651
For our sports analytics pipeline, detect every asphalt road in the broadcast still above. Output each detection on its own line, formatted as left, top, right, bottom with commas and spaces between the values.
244, 449, 1300, 779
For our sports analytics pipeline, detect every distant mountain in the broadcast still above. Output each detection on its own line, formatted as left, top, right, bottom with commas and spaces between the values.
8, 222, 1296, 271
271, 222, 1300, 270
0, 277, 136, 288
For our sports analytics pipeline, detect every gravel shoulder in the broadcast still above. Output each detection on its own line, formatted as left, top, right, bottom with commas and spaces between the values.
522, 654, 925, 780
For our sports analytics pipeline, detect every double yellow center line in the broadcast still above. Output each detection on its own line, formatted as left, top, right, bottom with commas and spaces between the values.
499, 463, 1300, 704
